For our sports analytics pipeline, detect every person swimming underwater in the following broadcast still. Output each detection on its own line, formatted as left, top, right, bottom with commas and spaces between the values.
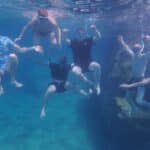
15, 8, 61, 47
40, 55, 94, 118
118, 35, 150, 109
0, 35, 41, 95
66, 26, 101, 95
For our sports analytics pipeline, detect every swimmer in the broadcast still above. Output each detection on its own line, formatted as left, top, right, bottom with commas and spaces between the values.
118, 35, 150, 109
0, 35, 42, 95
40, 56, 94, 118
66, 26, 101, 95
15, 8, 61, 47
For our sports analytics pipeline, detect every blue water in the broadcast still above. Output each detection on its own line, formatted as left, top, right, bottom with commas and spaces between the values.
0, 2, 150, 150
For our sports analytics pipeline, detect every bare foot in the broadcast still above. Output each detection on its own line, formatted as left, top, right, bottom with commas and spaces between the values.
40, 108, 46, 119
89, 88, 93, 94
0, 86, 4, 96
11, 80, 23, 88
96, 85, 101, 95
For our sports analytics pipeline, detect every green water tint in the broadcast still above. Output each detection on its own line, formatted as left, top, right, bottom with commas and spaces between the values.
115, 97, 150, 119
0, 90, 95, 150
115, 97, 150, 131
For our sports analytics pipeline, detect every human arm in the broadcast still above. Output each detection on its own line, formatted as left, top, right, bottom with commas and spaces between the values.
142, 35, 150, 59
15, 19, 35, 42
12, 43, 43, 53
90, 24, 101, 42
118, 35, 134, 56
48, 16, 61, 46
120, 78, 150, 89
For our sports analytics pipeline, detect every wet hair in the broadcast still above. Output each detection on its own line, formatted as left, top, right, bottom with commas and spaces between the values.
37, 8, 48, 17
132, 44, 142, 53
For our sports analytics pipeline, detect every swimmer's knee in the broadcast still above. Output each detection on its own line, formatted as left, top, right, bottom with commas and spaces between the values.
89, 61, 101, 71
72, 66, 82, 75
9, 53, 18, 61
47, 85, 56, 93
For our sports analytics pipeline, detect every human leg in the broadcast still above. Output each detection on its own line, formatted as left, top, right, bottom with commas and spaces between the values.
136, 86, 150, 109
40, 84, 56, 118
89, 61, 101, 95
7, 53, 23, 88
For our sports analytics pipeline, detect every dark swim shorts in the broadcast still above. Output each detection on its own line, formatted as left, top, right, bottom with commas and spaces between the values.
48, 81, 66, 93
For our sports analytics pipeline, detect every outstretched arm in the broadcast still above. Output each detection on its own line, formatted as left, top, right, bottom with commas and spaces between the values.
12, 43, 43, 53
15, 19, 35, 42
118, 35, 134, 56
120, 78, 150, 89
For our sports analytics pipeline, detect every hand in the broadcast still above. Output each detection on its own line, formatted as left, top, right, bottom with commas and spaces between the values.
120, 83, 130, 89
143, 35, 150, 41
33, 45, 43, 53
62, 28, 70, 33
90, 24, 96, 29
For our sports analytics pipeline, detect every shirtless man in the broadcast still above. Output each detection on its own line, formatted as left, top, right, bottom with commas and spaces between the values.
0, 35, 41, 95
15, 8, 61, 47
118, 35, 150, 109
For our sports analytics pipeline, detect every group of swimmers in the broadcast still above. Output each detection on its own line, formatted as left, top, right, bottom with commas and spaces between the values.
0, 8, 101, 118
1, 8, 150, 118
117, 35, 150, 111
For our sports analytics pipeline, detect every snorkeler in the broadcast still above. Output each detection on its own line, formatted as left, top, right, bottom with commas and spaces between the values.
15, 8, 61, 47
66, 25, 101, 95
40, 56, 93, 118
0, 35, 42, 95
118, 35, 150, 109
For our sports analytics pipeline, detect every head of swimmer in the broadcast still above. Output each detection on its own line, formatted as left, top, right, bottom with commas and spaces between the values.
76, 28, 86, 40
132, 44, 143, 54
37, 8, 48, 19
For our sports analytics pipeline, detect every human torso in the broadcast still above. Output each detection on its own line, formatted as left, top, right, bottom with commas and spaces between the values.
70, 37, 94, 72
32, 18, 55, 36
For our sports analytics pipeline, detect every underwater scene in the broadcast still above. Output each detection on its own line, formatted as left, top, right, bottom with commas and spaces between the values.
0, 0, 150, 150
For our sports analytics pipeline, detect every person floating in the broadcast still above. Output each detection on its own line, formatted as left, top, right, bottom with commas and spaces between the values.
66, 25, 101, 95
15, 8, 61, 47
118, 35, 150, 109
40, 56, 96, 118
0, 35, 41, 96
